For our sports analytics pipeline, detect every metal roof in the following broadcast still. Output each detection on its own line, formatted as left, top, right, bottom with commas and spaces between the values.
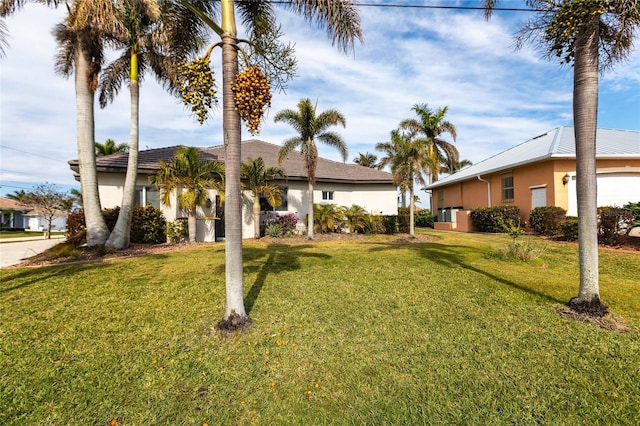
425, 127, 640, 189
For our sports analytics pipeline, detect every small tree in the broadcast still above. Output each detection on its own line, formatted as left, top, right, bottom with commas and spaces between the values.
23, 184, 69, 238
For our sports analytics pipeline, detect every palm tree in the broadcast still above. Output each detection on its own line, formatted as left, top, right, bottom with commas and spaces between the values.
353, 152, 378, 168
377, 129, 430, 238
184, 0, 362, 330
6, 189, 27, 203
0, 18, 9, 58
400, 104, 458, 183
52, 0, 123, 247
313, 203, 345, 233
376, 136, 411, 208
483, 0, 640, 313
274, 98, 349, 241
95, 138, 129, 156
441, 157, 472, 175
150, 146, 224, 243
241, 157, 286, 239
344, 204, 368, 233
98, 0, 208, 250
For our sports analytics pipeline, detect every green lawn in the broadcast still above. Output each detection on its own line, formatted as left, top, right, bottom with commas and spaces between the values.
1, 230, 639, 425
0, 230, 65, 240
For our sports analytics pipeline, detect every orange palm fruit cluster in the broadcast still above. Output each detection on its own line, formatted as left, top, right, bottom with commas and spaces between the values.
231, 65, 272, 135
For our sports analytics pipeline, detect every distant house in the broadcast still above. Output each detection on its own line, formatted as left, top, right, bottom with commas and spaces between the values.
69, 139, 397, 241
0, 197, 68, 231
0, 197, 29, 229
425, 127, 640, 232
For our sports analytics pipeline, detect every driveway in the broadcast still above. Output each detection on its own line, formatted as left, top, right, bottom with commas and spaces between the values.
0, 236, 65, 268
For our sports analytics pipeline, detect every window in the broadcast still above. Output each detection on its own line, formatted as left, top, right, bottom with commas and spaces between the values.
322, 191, 334, 201
438, 190, 444, 209
501, 176, 514, 202
260, 187, 288, 211
135, 186, 160, 209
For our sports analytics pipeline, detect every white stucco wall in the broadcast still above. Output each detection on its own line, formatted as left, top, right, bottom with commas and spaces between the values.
97, 172, 397, 240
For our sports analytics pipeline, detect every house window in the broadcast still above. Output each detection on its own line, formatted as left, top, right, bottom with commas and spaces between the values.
322, 191, 334, 201
260, 187, 288, 212
438, 190, 444, 210
135, 186, 160, 209
502, 176, 514, 202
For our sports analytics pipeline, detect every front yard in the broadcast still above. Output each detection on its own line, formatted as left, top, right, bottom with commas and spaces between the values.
1, 230, 638, 424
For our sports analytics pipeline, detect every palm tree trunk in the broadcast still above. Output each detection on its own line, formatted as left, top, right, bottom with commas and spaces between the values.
253, 195, 261, 239
571, 14, 604, 310
409, 180, 415, 238
75, 40, 109, 246
307, 181, 314, 240
220, 0, 248, 323
107, 53, 140, 250
188, 209, 197, 242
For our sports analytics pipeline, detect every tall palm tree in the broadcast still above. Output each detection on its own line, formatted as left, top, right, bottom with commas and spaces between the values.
241, 157, 286, 239
0, 18, 9, 58
95, 138, 129, 156
183, 0, 362, 329
484, 0, 640, 313
53, 1, 121, 247
5, 189, 27, 203
441, 156, 472, 175
377, 129, 430, 238
400, 104, 458, 183
150, 146, 224, 243
353, 152, 378, 168
376, 136, 411, 208
98, 0, 208, 250
274, 98, 349, 241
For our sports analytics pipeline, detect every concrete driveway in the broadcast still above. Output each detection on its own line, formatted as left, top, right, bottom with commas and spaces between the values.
0, 236, 65, 268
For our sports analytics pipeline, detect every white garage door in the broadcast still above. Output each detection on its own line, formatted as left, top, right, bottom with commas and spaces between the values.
567, 172, 640, 216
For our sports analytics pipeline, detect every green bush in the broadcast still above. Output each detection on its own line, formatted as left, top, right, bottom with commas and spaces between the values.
67, 206, 167, 246
622, 201, 640, 224
560, 216, 579, 241
469, 205, 521, 233
265, 223, 284, 238
166, 219, 189, 243
363, 214, 385, 234
598, 206, 634, 246
529, 206, 566, 236
415, 211, 436, 228
382, 215, 399, 234
397, 208, 410, 233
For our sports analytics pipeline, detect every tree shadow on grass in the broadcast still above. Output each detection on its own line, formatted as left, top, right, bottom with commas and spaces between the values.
242, 243, 331, 315
368, 240, 565, 305
0, 263, 113, 295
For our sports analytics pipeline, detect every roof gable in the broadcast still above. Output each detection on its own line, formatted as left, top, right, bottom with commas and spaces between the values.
426, 127, 640, 189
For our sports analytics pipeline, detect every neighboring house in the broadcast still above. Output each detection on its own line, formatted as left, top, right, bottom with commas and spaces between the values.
425, 127, 640, 232
69, 139, 397, 242
23, 207, 69, 232
0, 197, 29, 229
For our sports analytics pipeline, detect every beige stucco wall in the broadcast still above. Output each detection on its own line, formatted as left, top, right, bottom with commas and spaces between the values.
433, 158, 640, 229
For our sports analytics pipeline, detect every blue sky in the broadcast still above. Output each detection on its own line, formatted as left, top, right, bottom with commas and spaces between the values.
1, 1, 639, 204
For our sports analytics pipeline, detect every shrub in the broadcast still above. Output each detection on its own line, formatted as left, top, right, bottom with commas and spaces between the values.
529, 206, 566, 236
598, 206, 634, 246
166, 219, 189, 243
560, 216, 579, 241
622, 202, 640, 224
469, 205, 521, 233
415, 211, 436, 228
66, 206, 167, 246
397, 208, 410, 233
274, 213, 299, 236
363, 214, 385, 234
265, 223, 284, 238
382, 215, 398, 234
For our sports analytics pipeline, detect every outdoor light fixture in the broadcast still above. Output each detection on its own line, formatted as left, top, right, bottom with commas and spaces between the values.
562, 174, 570, 186
205, 198, 212, 208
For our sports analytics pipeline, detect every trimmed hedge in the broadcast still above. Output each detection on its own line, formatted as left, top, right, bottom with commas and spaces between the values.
415, 211, 436, 228
560, 216, 579, 241
598, 206, 634, 246
529, 206, 566, 236
469, 205, 521, 233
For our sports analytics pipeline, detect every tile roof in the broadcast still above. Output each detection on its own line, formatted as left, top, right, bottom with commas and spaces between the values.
0, 197, 29, 211
69, 139, 393, 184
426, 127, 640, 189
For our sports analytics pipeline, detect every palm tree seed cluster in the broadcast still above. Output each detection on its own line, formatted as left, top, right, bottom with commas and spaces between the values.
231, 65, 272, 135
178, 57, 217, 124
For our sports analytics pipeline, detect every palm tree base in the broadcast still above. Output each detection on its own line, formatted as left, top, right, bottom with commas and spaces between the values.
567, 296, 609, 318
215, 311, 252, 334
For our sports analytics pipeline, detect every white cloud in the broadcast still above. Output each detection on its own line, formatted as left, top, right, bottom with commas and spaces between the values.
1, 1, 639, 197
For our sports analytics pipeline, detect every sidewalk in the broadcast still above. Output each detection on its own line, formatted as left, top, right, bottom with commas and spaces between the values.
0, 235, 66, 268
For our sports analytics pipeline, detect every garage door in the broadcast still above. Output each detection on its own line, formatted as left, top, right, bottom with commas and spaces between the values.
567, 172, 640, 216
